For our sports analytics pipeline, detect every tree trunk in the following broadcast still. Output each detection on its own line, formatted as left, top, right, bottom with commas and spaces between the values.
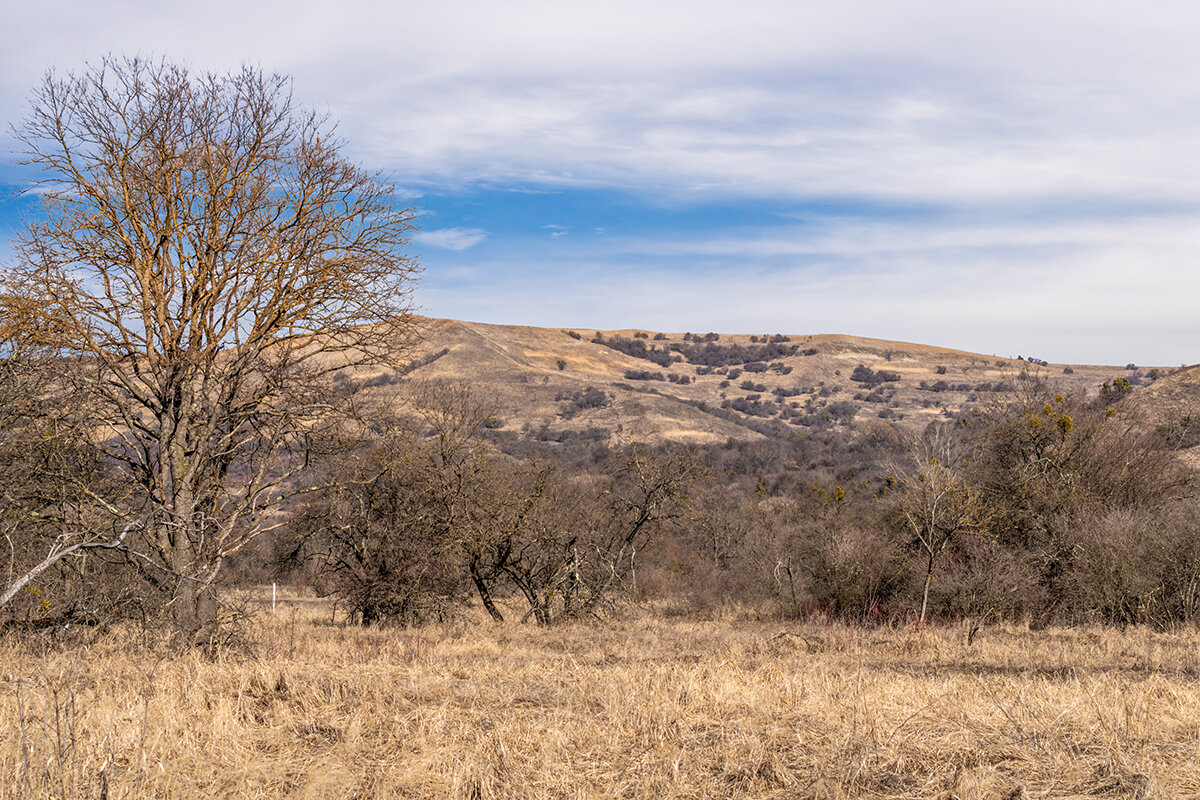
470, 562, 504, 623
172, 577, 218, 645
920, 550, 935, 625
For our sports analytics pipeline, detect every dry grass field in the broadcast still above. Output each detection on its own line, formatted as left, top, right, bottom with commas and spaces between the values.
3, 596, 1200, 799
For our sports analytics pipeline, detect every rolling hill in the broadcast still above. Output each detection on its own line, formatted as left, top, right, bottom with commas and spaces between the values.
342, 318, 1185, 448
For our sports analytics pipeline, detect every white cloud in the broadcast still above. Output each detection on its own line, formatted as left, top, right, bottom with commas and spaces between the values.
7, 2, 1200, 207
412, 227, 487, 251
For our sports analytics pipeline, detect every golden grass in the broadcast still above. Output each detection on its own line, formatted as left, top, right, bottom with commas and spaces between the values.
3, 599, 1200, 799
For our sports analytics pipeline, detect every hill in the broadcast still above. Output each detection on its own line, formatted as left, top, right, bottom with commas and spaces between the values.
1126, 363, 1200, 466
344, 318, 1179, 447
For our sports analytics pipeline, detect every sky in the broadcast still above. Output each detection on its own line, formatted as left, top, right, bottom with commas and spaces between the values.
1, 1, 1197, 366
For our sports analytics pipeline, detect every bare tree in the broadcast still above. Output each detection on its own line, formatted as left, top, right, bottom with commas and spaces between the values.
892, 424, 987, 624
493, 446, 701, 624
2, 57, 418, 641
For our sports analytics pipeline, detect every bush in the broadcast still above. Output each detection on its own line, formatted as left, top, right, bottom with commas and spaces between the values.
850, 365, 900, 388
850, 365, 875, 384
667, 340, 800, 368
825, 401, 857, 421
559, 386, 611, 418
593, 335, 674, 367
624, 369, 665, 382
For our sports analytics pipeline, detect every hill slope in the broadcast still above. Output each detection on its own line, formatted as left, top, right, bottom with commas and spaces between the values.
351, 319, 1183, 446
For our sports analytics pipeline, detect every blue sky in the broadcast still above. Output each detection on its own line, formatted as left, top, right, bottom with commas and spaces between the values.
2, 0, 1199, 365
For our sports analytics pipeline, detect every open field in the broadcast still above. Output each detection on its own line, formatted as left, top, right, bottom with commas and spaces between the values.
4, 599, 1200, 799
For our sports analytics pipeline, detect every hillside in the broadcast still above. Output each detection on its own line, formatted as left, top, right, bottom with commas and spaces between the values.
343, 318, 1182, 447
1126, 363, 1200, 466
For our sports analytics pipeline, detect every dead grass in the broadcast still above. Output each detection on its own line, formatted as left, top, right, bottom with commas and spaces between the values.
3, 600, 1200, 799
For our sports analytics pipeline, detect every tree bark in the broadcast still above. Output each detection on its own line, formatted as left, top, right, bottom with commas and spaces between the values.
470, 562, 504, 623
920, 550, 935, 625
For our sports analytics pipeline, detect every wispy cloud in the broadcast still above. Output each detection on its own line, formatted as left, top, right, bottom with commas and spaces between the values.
10, 2, 1200, 208
413, 227, 487, 251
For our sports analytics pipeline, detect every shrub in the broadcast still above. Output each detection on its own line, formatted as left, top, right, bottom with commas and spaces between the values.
826, 401, 858, 421
592, 335, 674, 367
559, 386, 612, 418
850, 364, 875, 384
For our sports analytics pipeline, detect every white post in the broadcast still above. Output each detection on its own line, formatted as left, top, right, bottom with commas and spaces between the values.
272, 582, 277, 613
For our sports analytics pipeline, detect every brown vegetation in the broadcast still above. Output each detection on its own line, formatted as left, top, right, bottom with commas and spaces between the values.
4, 600, 1200, 798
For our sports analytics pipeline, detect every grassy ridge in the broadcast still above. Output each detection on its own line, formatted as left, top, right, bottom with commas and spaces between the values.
3, 596, 1199, 798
